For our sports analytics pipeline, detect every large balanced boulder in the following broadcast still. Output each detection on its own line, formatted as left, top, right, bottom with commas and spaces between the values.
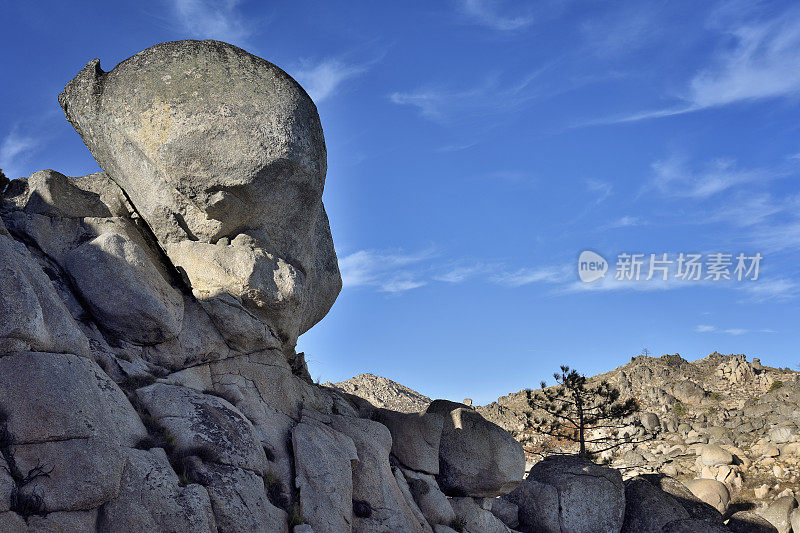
59, 39, 341, 349
427, 403, 524, 497
0, 38, 554, 533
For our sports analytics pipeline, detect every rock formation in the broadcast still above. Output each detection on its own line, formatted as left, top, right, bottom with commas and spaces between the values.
4, 39, 793, 533
0, 40, 530, 532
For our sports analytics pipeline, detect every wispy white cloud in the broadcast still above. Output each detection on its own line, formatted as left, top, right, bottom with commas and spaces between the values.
436, 142, 478, 153
491, 266, 568, 287
389, 69, 545, 123
689, 10, 800, 109
434, 264, 490, 283
585, 179, 612, 204
739, 278, 800, 302
580, 3, 664, 59
380, 277, 427, 293
724, 328, 748, 335
588, 7, 800, 124
649, 156, 771, 199
169, 0, 253, 44
339, 249, 434, 292
706, 192, 791, 228
694, 324, 761, 335
602, 216, 643, 230
340, 248, 570, 293
457, 0, 533, 31
562, 276, 704, 294
0, 130, 39, 180
292, 58, 369, 103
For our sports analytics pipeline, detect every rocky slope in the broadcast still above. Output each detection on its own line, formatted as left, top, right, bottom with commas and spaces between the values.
324, 374, 432, 413
0, 38, 791, 533
479, 352, 798, 496
342, 353, 800, 532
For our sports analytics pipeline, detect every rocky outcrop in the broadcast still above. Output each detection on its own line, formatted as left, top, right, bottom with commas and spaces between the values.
0, 39, 536, 532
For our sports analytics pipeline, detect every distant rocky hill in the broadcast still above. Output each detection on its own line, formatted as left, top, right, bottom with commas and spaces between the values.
324, 373, 432, 413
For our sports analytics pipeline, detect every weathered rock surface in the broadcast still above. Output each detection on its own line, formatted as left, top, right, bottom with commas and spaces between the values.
372, 408, 442, 474
401, 467, 456, 527
431, 405, 525, 497
756, 495, 797, 533
622, 476, 690, 532
503, 476, 560, 532
136, 383, 267, 472
97, 448, 216, 532
522, 455, 625, 533
0, 218, 90, 357
727, 511, 779, 533
64, 231, 184, 345
292, 421, 358, 532
449, 497, 513, 533
329, 415, 431, 532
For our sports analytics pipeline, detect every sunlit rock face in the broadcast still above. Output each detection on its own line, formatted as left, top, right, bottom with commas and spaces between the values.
59, 39, 341, 349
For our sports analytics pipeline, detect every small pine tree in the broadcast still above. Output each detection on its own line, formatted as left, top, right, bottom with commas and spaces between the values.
525, 365, 647, 457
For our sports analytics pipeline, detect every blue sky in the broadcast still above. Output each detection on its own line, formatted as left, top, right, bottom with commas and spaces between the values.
3, 0, 800, 404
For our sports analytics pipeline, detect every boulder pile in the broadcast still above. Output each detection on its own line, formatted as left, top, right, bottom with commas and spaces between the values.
0, 40, 531, 532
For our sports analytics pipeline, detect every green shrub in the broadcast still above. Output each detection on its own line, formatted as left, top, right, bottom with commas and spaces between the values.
672, 401, 688, 417
262, 472, 289, 510
288, 504, 305, 526
768, 380, 784, 392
